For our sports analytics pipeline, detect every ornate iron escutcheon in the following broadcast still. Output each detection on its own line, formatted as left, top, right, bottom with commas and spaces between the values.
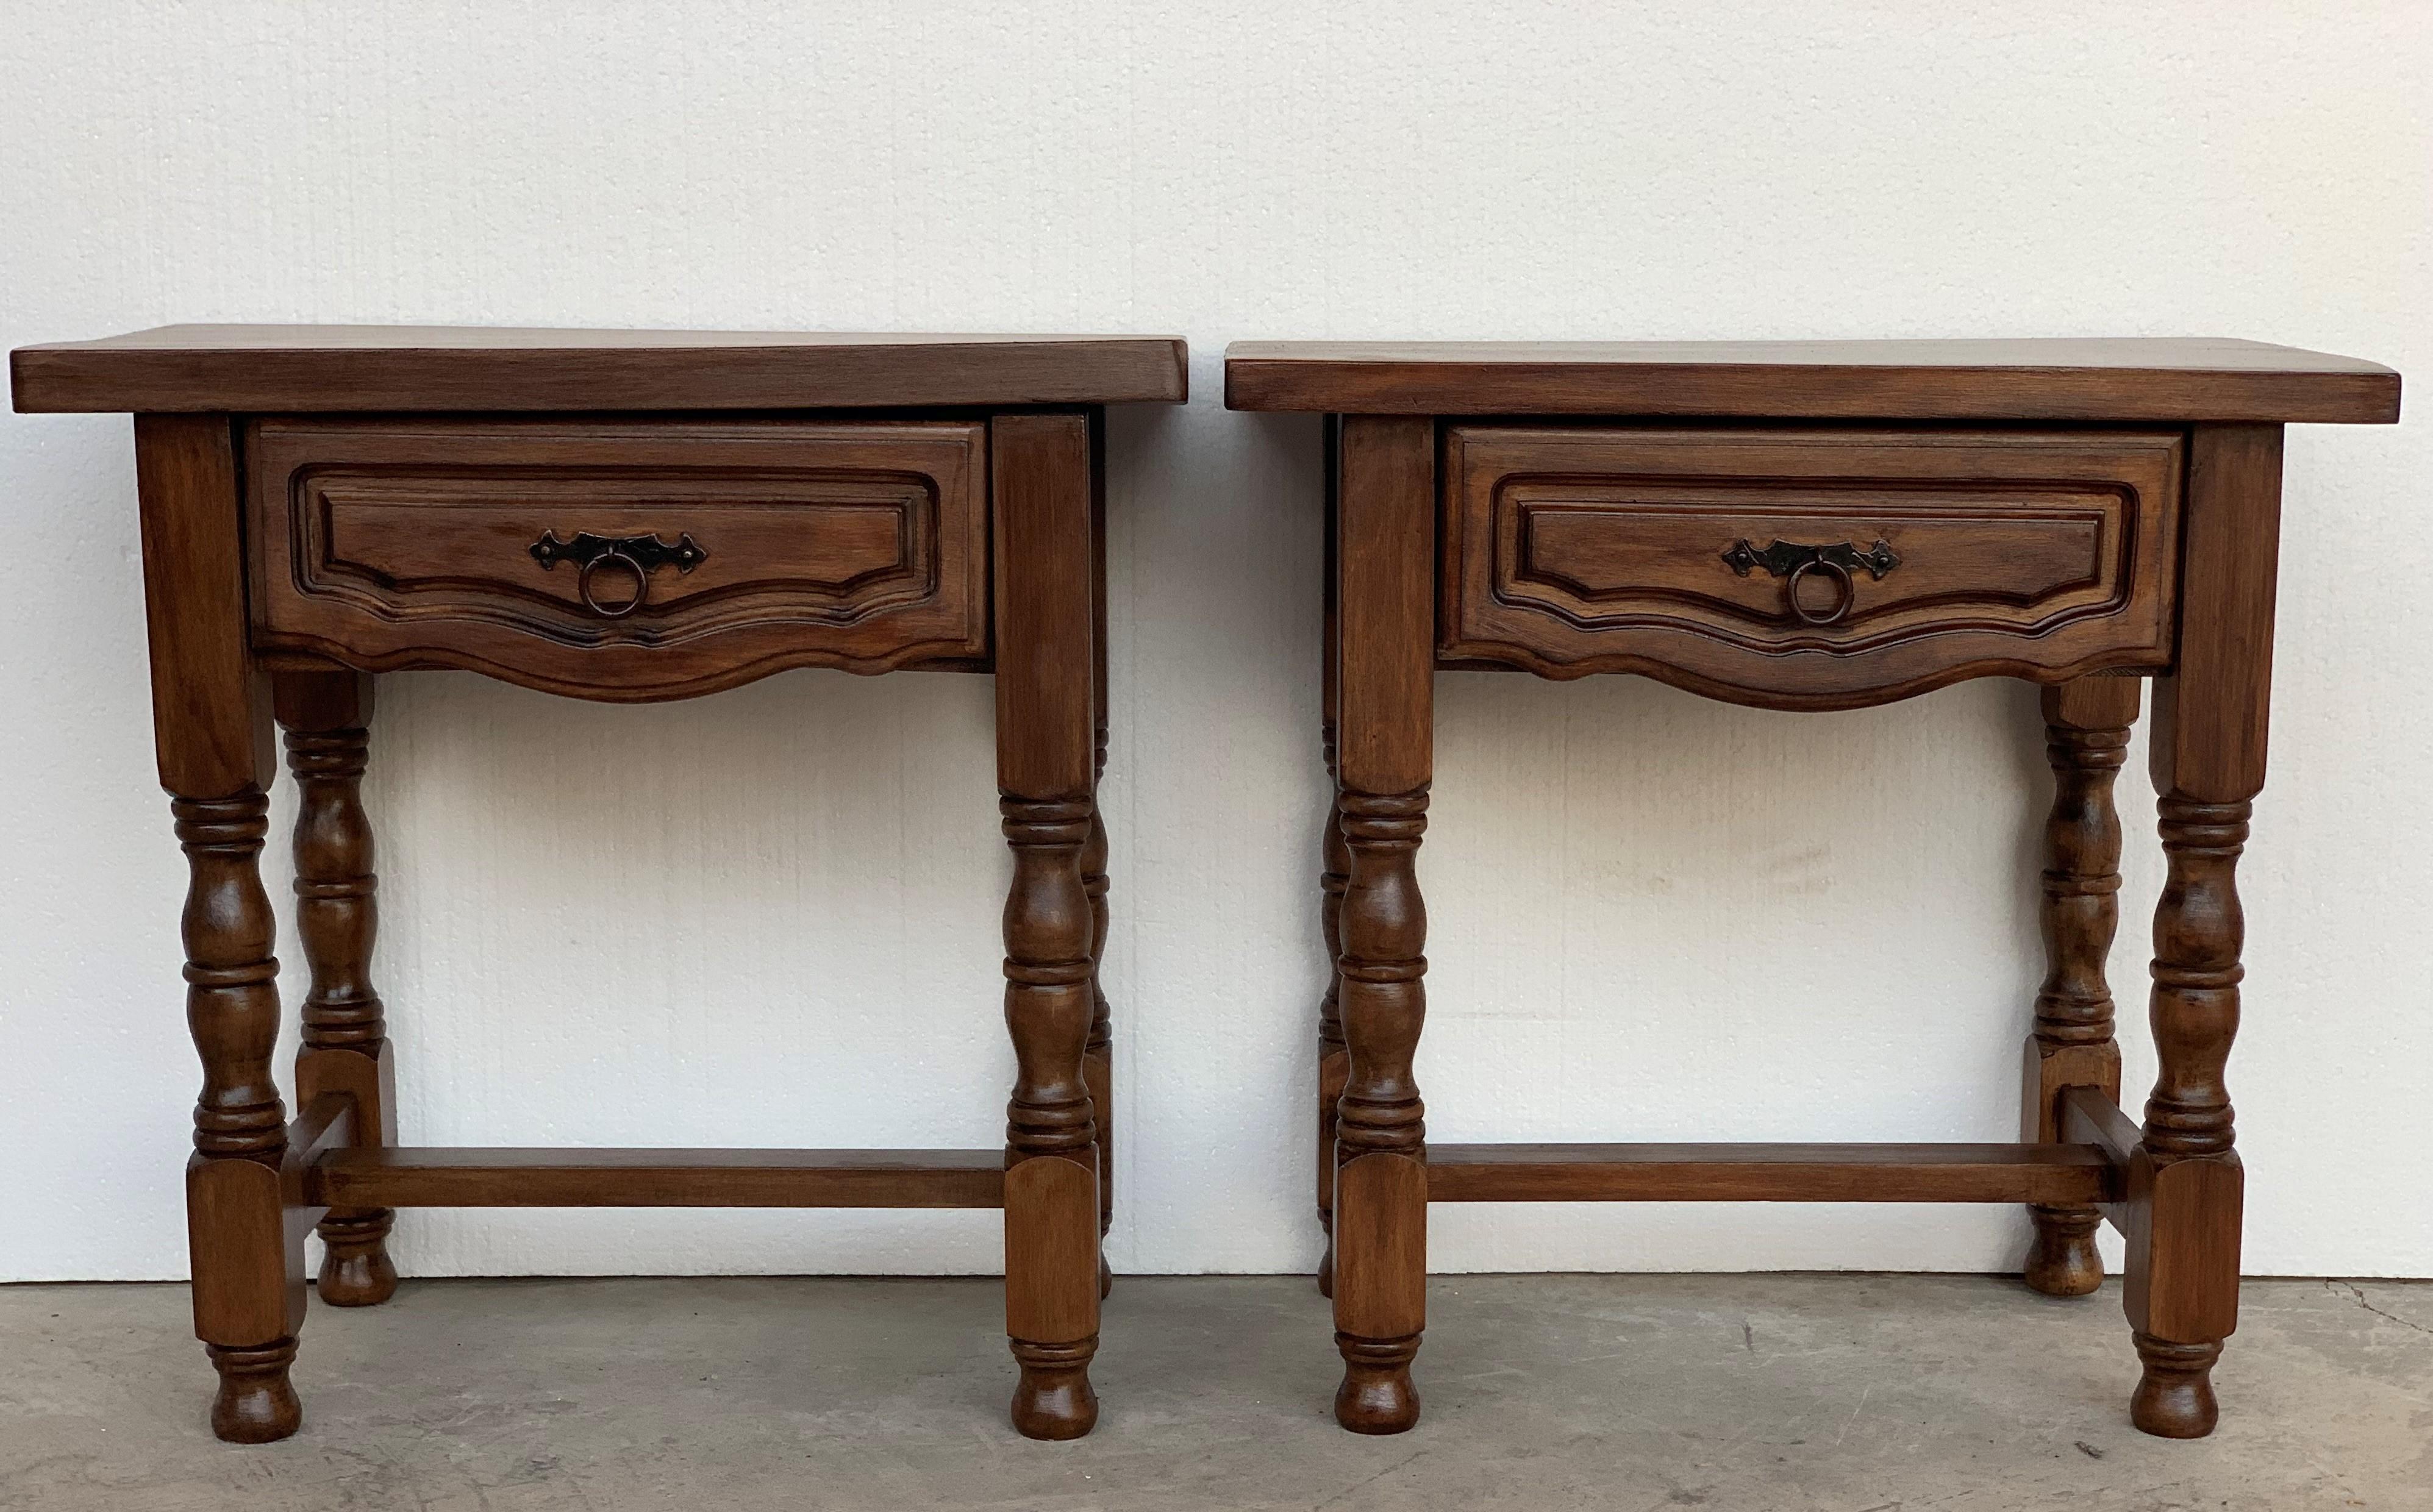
1721, 537, 1901, 626
529, 530, 707, 618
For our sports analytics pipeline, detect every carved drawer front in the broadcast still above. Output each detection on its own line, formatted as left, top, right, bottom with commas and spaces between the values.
247, 418, 988, 699
1442, 426, 2184, 708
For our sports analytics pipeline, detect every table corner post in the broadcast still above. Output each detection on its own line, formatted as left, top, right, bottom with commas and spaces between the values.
137, 412, 308, 1442
1329, 415, 1435, 1434
991, 411, 1104, 1440
2123, 421, 2282, 1438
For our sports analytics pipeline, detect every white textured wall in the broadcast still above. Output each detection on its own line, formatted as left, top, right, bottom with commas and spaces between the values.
4, 2, 2428, 1283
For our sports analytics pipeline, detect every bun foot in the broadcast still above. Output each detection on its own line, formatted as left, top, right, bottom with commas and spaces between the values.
1334, 1332, 1420, 1433
2023, 1206, 2104, 1297
1010, 1338, 1099, 1440
2131, 1333, 2222, 1438
316, 1209, 399, 1306
207, 1339, 301, 1443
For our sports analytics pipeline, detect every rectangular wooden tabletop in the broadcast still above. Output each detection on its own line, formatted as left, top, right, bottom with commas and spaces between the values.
12, 325, 1189, 413
1223, 337, 2398, 423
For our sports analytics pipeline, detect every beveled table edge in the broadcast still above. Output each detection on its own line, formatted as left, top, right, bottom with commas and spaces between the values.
1223, 337, 2398, 424
13, 325, 1190, 413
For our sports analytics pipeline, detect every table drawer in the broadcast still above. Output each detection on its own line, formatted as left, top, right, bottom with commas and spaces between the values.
247, 418, 989, 699
1441, 426, 2184, 708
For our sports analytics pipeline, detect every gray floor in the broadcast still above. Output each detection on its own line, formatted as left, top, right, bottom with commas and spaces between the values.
1, 1274, 2426, 1511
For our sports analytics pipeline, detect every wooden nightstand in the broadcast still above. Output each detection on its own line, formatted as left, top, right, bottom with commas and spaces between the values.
1224, 338, 2399, 1438
12, 325, 1187, 1442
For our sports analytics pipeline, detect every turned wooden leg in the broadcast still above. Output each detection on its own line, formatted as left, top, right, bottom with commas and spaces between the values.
1329, 415, 1434, 1435
994, 411, 1103, 1441
1002, 795, 1101, 1438
1315, 436, 1346, 1300
1334, 788, 1429, 1433
2123, 794, 2248, 1437
276, 670, 399, 1308
2021, 675, 2138, 1297
137, 415, 310, 1443
178, 790, 307, 1442
1083, 723, 1114, 1302
1317, 756, 1349, 1299
2119, 423, 2281, 1438
1084, 437, 1115, 1303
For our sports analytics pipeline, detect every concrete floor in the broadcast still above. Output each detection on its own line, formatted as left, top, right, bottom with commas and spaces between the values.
1, 1274, 2426, 1511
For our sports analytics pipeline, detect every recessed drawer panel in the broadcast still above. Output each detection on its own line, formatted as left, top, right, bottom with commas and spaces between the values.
1442, 426, 2184, 708
247, 418, 988, 699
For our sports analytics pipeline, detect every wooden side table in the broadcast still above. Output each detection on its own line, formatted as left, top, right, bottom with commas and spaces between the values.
12, 325, 1187, 1442
1224, 338, 2399, 1438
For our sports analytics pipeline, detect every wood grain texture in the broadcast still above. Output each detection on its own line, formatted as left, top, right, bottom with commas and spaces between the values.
186, 1142, 304, 1361
15, 326, 1188, 413
91, 334, 1154, 1444
1084, 411, 1115, 1295
1263, 352, 2366, 1442
2121, 1152, 2245, 1438
136, 415, 272, 796
1335, 418, 1436, 796
247, 418, 990, 699
993, 414, 1100, 807
173, 784, 298, 1439
1332, 1153, 1427, 1434
2061, 1086, 2143, 1171
991, 411, 1103, 1439
1426, 1142, 2119, 1205
1224, 337, 2398, 422
275, 669, 398, 1307
2122, 1154, 2245, 1339
310, 1147, 1007, 1208
1315, 779, 1349, 1299
2021, 674, 2141, 1299
1003, 1155, 1101, 1439
2149, 425, 2284, 803
1328, 416, 1435, 1435
1440, 426, 2182, 708
143, 410, 307, 1441
2119, 423, 2281, 1439
2143, 800, 2251, 1168
1082, 780, 1113, 1294
1315, 415, 1348, 1297
277, 1094, 357, 1208
173, 791, 287, 1164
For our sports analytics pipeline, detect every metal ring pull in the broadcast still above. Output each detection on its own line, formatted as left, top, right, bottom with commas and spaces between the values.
529, 530, 707, 618
1781, 556, 1856, 626
1721, 537, 1900, 627
576, 549, 651, 618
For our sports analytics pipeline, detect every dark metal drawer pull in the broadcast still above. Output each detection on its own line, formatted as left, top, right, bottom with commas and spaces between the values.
529, 530, 707, 618
1721, 537, 1900, 626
